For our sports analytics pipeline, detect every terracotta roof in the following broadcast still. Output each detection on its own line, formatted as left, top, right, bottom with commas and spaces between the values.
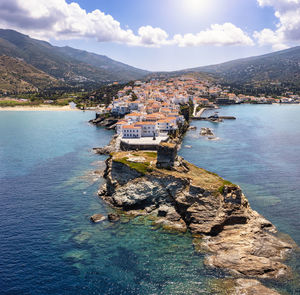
134, 122, 156, 126
116, 120, 128, 124
122, 125, 141, 129
126, 112, 142, 116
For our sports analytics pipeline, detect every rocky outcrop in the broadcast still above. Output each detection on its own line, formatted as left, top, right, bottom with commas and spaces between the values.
210, 278, 281, 295
89, 114, 118, 128
98, 150, 296, 290
233, 279, 280, 295
90, 214, 106, 223
108, 213, 120, 222
93, 135, 121, 155
200, 127, 214, 137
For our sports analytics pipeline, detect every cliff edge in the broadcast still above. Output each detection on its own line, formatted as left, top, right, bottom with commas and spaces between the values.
98, 145, 296, 293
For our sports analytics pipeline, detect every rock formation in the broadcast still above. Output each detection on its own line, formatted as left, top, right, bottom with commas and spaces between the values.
98, 149, 297, 292
108, 213, 120, 222
210, 278, 281, 295
90, 214, 106, 223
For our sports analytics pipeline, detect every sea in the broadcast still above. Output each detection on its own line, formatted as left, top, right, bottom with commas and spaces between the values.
0, 105, 299, 295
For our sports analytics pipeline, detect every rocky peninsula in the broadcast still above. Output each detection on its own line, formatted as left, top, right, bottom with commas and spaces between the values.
97, 142, 297, 294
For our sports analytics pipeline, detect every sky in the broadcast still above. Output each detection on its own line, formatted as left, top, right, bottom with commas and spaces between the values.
0, 0, 299, 71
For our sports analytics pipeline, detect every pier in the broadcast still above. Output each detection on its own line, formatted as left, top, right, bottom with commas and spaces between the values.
192, 116, 236, 121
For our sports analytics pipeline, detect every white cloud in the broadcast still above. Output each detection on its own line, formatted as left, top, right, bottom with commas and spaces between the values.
0, 0, 253, 48
173, 23, 254, 47
253, 29, 288, 50
137, 26, 170, 47
255, 0, 300, 49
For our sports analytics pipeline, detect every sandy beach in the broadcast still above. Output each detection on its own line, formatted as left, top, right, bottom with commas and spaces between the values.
0, 105, 80, 111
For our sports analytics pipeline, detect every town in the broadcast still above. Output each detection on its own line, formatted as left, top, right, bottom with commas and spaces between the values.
93, 76, 300, 148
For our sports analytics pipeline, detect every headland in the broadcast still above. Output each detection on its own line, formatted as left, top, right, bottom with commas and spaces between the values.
95, 142, 297, 294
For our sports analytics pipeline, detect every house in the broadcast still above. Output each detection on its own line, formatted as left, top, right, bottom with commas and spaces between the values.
134, 122, 158, 137
128, 101, 140, 111
122, 125, 142, 138
125, 112, 143, 123
156, 117, 177, 132
111, 102, 129, 115
116, 120, 128, 134
144, 113, 166, 122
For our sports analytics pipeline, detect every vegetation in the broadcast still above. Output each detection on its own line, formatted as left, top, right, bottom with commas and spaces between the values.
218, 180, 237, 194
180, 101, 194, 121
0, 100, 35, 107
184, 46, 300, 95
77, 81, 135, 106
0, 28, 148, 94
143, 152, 157, 158
112, 151, 237, 195
0, 55, 62, 94
114, 157, 151, 175
196, 105, 205, 113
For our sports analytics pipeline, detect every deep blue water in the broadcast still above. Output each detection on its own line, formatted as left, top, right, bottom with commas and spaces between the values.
0, 107, 299, 294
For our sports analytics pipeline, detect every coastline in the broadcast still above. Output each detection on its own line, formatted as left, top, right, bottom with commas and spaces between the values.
97, 149, 297, 294
92, 105, 299, 294
0, 105, 80, 111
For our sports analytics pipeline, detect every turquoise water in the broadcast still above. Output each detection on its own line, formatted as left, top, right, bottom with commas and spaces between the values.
0, 107, 299, 294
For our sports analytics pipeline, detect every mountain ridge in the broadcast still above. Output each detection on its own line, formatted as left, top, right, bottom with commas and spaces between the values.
0, 29, 149, 91
1, 28, 300, 95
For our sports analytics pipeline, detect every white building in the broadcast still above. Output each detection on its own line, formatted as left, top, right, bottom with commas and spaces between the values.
116, 120, 128, 134
156, 118, 177, 132
122, 125, 142, 138
125, 112, 143, 123
134, 122, 158, 137
112, 103, 129, 115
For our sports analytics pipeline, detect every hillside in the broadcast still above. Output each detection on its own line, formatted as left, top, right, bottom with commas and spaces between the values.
0, 55, 62, 94
0, 29, 149, 89
188, 47, 300, 92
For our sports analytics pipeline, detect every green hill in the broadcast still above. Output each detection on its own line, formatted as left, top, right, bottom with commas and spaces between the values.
0, 29, 149, 89
185, 47, 300, 93
0, 55, 62, 94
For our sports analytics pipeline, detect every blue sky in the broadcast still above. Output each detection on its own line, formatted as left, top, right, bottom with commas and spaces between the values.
0, 0, 299, 71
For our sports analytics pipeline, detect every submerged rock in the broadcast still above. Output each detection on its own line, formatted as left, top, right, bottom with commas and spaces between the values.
90, 214, 106, 223
98, 149, 297, 287
233, 279, 280, 295
188, 126, 197, 130
108, 213, 120, 222
210, 278, 280, 295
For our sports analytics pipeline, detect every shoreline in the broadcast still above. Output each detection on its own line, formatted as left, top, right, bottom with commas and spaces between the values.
0, 105, 81, 111
97, 150, 297, 295
91, 106, 298, 294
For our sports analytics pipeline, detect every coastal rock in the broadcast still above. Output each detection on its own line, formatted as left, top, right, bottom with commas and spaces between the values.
200, 127, 214, 137
90, 214, 106, 223
99, 151, 296, 281
93, 134, 121, 155
210, 278, 280, 295
90, 115, 118, 128
188, 126, 197, 130
108, 213, 120, 222
93, 146, 114, 155
233, 279, 280, 295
